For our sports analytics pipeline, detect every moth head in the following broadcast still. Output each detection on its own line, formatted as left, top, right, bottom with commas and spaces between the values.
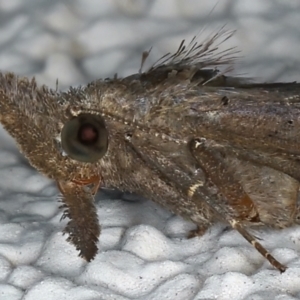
60, 113, 108, 163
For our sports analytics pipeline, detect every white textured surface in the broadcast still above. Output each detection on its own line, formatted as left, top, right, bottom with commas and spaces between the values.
1, 1, 300, 299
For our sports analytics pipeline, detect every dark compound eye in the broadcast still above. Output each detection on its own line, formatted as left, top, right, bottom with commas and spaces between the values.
78, 124, 98, 145
61, 114, 108, 163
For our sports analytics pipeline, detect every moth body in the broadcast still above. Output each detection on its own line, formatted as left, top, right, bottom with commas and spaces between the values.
0, 29, 299, 272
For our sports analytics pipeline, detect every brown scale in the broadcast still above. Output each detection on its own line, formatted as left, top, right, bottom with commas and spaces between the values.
0, 28, 299, 272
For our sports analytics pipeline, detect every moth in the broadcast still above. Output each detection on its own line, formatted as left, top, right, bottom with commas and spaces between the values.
0, 27, 299, 273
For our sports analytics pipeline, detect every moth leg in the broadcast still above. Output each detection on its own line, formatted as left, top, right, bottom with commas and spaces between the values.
231, 220, 287, 273
294, 205, 300, 225
189, 138, 287, 272
187, 225, 209, 238
57, 180, 100, 261
189, 138, 259, 221
225, 155, 299, 228
124, 133, 217, 238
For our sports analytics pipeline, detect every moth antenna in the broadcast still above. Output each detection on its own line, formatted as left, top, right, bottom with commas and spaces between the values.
229, 220, 287, 273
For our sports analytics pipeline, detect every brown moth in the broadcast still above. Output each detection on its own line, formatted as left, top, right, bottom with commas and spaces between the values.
0, 28, 299, 272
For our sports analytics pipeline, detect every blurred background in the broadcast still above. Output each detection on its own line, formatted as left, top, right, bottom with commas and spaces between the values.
0, 0, 299, 92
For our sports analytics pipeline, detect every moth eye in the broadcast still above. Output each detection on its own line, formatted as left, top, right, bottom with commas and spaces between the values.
61, 113, 108, 163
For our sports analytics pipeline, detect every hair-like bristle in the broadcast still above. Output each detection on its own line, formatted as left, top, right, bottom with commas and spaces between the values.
148, 26, 240, 72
